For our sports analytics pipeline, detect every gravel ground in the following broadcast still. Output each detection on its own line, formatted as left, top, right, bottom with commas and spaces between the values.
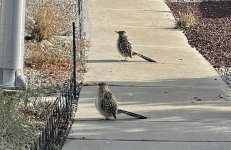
24, 0, 79, 94
167, 1, 231, 88
26, 0, 78, 36
24, 36, 73, 95
216, 67, 231, 88
24, 0, 90, 94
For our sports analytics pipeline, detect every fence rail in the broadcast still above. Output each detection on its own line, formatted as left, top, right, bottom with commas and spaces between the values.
28, 81, 82, 150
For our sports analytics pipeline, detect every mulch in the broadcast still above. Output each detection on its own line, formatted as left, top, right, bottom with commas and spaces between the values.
167, 1, 231, 68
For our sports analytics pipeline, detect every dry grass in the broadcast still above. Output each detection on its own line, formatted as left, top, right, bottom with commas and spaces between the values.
176, 8, 197, 29
25, 41, 71, 78
24, 36, 91, 80
27, 0, 65, 42
0, 89, 56, 149
79, 37, 91, 52
25, 0, 92, 81
166, 0, 198, 29
77, 37, 91, 73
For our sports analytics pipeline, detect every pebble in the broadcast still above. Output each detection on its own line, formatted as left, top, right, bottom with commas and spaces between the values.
216, 66, 231, 88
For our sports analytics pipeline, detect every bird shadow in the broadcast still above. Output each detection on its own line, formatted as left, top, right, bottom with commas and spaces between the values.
87, 60, 145, 63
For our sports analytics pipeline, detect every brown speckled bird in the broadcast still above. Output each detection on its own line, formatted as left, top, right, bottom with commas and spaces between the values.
115, 31, 157, 62
95, 82, 148, 120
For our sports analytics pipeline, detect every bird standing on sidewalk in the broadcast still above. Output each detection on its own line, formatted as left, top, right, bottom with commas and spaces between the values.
115, 31, 157, 62
95, 82, 148, 120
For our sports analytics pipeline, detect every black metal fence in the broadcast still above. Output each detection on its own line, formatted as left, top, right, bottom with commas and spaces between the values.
28, 81, 82, 150
27, 22, 82, 150
24, 0, 89, 148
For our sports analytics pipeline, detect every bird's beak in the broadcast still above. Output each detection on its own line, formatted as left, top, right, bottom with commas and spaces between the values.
114, 31, 118, 33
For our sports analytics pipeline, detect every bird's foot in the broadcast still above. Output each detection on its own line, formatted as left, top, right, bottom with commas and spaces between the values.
105, 117, 110, 120
120, 59, 128, 62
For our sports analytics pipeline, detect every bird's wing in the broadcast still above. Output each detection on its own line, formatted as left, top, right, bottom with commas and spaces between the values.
101, 90, 118, 118
119, 36, 132, 58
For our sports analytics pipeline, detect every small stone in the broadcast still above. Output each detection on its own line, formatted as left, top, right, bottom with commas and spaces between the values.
218, 95, 223, 98
62, 63, 70, 68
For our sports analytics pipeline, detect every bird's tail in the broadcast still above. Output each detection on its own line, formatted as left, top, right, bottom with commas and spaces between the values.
118, 109, 148, 119
132, 51, 157, 62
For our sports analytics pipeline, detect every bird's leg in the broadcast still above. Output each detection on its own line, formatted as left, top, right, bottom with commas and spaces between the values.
121, 57, 128, 61
120, 57, 128, 61
105, 117, 110, 120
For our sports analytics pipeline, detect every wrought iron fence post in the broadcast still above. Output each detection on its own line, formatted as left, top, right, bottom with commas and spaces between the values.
72, 22, 77, 101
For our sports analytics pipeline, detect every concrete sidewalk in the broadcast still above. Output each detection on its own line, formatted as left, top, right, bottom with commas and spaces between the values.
62, 0, 231, 149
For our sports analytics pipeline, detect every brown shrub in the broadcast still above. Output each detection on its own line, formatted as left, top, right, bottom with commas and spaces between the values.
28, 1, 66, 41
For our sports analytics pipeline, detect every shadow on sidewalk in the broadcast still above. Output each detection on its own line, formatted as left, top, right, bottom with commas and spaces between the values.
87, 60, 145, 63
78, 76, 231, 123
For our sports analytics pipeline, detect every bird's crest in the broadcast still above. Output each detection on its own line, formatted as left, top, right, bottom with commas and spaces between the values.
115, 31, 126, 35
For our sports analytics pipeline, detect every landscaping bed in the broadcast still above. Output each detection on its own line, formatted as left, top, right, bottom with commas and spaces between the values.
167, 1, 231, 87
1, 1, 89, 149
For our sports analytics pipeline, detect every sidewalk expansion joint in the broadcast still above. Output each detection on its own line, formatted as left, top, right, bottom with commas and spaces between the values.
83, 83, 221, 89
66, 137, 231, 143
72, 119, 205, 123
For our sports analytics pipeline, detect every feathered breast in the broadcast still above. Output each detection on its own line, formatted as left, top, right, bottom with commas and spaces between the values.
118, 35, 132, 58
101, 90, 118, 115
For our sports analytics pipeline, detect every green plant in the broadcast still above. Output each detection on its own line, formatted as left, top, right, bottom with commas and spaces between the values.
28, 1, 65, 41
0, 88, 56, 149
0, 91, 34, 149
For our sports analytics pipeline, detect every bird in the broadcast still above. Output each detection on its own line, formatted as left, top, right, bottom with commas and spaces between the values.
115, 31, 157, 62
95, 82, 148, 120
